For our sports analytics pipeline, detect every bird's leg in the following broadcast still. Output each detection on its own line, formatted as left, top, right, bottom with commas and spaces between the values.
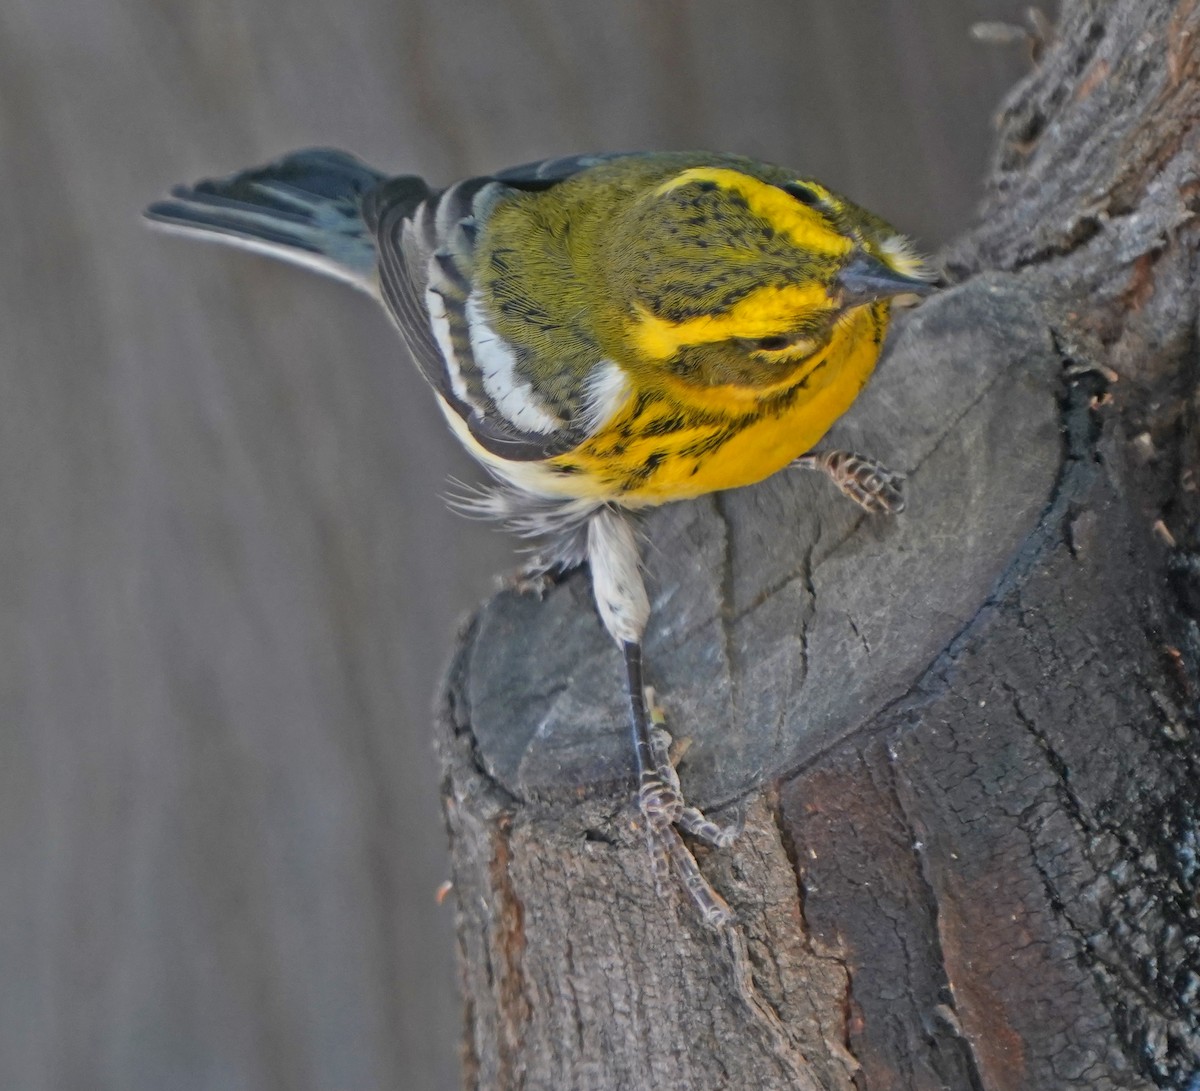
623, 642, 734, 928
588, 508, 735, 928
792, 449, 906, 515
622, 641, 683, 827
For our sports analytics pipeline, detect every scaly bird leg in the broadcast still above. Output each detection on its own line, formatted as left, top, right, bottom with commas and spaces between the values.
624, 642, 734, 928
792, 449, 906, 515
623, 643, 682, 827
588, 508, 735, 928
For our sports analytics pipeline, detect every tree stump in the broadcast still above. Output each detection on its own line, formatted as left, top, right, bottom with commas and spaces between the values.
438, 2, 1200, 1087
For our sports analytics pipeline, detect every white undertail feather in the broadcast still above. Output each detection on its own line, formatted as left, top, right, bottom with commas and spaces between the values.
446, 476, 600, 540
445, 475, 599, 582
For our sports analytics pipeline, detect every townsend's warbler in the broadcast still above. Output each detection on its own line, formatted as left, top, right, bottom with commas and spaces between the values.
146, 149, 934, 927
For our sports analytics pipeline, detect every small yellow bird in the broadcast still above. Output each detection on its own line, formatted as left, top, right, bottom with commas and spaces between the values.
146, 149, 933, 926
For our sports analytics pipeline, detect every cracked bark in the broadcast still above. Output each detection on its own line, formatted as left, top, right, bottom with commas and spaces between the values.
438, 3, 1200, 1088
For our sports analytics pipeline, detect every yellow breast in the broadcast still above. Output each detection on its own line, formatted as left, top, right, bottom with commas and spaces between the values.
544, 303, 887, 504
442, 303, 888, 507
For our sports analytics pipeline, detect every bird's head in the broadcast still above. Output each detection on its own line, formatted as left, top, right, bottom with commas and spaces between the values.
605, 164, 934, 395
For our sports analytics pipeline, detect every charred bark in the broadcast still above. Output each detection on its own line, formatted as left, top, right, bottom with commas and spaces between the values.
439, 3, 1200, 1087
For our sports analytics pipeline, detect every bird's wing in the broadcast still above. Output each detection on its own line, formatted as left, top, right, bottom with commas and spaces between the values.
364, 155, 638, 463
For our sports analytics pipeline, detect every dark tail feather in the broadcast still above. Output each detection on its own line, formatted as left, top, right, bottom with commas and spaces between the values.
144, 148, 398, 289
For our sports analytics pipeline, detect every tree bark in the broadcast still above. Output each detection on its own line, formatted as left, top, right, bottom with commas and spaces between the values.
439, 2, 1200, 1088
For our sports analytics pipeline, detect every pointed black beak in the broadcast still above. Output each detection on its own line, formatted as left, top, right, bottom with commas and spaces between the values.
836, 252, 936, 307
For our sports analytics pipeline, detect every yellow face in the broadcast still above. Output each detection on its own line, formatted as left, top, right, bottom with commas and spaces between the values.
611, 166, 928, 397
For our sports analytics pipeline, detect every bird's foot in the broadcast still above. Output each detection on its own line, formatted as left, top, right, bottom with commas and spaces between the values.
792, 449, 906, 515
505, 552, 582, 597
638, 690, 740, 929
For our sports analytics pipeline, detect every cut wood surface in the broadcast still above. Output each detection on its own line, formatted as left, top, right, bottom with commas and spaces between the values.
442, 2, 1200, 1089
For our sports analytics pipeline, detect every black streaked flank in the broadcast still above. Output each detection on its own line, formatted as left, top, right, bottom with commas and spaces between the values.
629, 390, 654, 421
679, 424, 741, 460
641, 412, 690, 437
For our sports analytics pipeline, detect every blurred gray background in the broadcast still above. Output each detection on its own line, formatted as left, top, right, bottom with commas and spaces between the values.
2, 2, 1031, 1088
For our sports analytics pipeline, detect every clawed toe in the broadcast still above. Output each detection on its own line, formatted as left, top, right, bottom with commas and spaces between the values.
645, 824, 734, 929
793, 449, 907, 516
678, 806, 740, 848
633, 715, 739, 927
844, 462, 906, 515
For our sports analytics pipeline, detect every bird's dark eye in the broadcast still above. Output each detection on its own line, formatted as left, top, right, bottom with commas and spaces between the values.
782, 181, 822, 207
739, 331, 822, 357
